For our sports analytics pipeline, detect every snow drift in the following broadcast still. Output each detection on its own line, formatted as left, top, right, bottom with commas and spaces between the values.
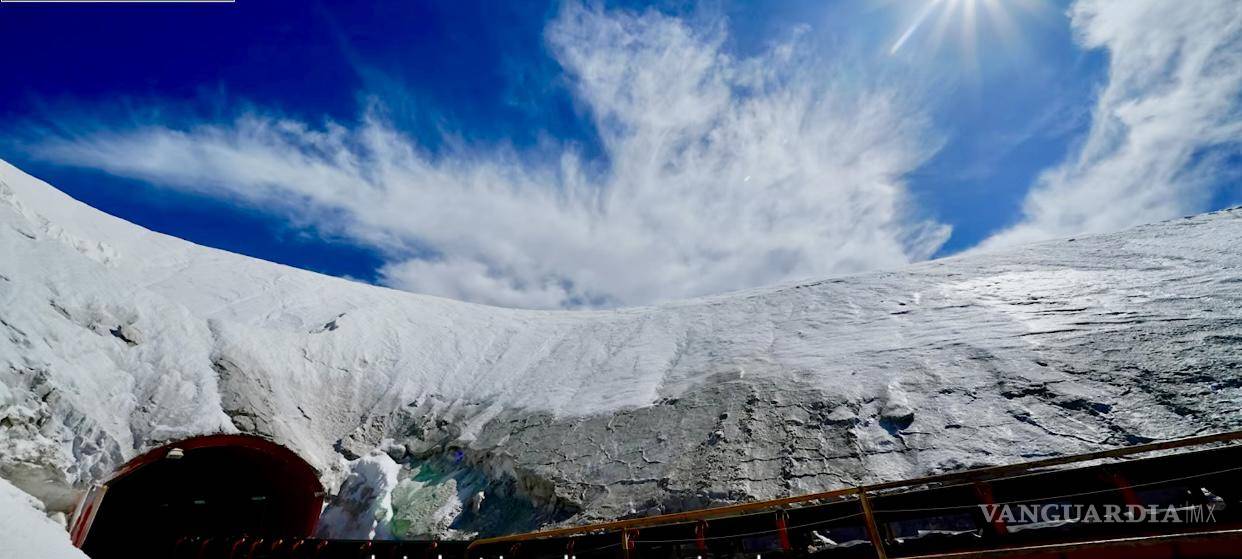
1, 158, 1240, 546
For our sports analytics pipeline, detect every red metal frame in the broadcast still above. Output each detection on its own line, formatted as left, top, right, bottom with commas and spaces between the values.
68, 433, 324, 549
68, 483, 106, 547
775, 510, 792, 552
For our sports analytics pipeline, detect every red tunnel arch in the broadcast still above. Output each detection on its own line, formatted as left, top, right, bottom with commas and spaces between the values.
71, 434, 324, 559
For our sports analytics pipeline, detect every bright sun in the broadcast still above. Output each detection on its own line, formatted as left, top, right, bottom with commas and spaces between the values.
890, 0, 1047, 56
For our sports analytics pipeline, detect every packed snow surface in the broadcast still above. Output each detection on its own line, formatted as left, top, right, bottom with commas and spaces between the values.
0, 158, 1240, 541
0, 477, 88, 559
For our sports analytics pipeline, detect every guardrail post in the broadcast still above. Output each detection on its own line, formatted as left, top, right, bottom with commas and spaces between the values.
622, 528, 633, 559
973, 481, 1008, 537
1104, 471, 1143, 508
775, 510, 792, 552
858, 489, 888, 559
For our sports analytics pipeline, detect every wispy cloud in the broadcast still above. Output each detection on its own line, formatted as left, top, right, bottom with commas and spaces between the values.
20, 3, 947, 308
980, 0, 1242, 249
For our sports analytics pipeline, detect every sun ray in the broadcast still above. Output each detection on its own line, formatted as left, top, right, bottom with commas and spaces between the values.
959, 0, 980, 74
888, 0, 1049, 65
890, 0, 944, 55
927, 0, 959, 54
980, 0, 1025, 55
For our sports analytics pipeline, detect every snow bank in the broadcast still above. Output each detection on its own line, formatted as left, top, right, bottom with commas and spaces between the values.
0, 478, 87, 559
1, 156, 1240, 540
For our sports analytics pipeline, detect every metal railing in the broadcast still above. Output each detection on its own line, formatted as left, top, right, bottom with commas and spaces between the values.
469, 430, 1242, 558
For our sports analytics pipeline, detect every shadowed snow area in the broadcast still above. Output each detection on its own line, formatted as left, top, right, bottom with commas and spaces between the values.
0, 158, 1240, 541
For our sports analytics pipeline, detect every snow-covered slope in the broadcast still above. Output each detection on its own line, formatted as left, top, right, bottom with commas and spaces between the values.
1, 158, 1240, 540
0, 478, 87, 559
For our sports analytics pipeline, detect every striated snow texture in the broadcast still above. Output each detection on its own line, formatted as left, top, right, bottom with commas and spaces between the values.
0, 157, 1240, 543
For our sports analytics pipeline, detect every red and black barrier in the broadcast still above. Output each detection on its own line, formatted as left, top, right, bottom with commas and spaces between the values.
69, 431, 1242, 559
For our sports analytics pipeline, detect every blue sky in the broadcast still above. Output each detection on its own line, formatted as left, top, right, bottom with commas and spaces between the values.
1, 0, 1238, 308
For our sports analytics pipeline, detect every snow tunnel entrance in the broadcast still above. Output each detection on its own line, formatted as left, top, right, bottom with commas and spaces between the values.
76, 434, 323, 559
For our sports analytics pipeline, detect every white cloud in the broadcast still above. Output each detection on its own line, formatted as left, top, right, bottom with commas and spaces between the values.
24, 4, 947, 309
980, 0, 1242, 249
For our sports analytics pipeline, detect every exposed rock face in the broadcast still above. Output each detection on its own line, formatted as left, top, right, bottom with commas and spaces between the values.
0, 158, 1240, 540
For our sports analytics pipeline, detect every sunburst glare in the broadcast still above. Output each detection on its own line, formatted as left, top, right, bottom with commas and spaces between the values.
889, 0, 1050, 58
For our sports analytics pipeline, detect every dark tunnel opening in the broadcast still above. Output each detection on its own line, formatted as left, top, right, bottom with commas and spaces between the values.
78, 435, 323, 559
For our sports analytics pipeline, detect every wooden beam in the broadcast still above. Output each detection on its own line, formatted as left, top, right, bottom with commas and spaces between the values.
858, 489, 889, 559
